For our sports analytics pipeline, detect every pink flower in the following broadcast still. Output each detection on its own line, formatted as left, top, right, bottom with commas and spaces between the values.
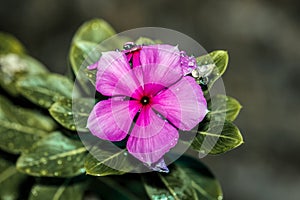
87, 44, 207, 165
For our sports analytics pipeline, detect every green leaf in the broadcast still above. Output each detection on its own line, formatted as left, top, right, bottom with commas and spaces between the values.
191, 121, 243, 155
16, 132, 87, 177
176, 156, 223, 200
69, 41, 100, 76
72, 19, 116, 44
29, 179, 87, 200
0, 96, 56, 132
196, 50, 229, 89
0, 53, 48, 96
69, 18, 116, 76
91, 176, 146, 200
84, 67, 97, 86
143, 157, 223, 200
0, 157, 28, 200
85, 143, 140, 176
208, 95, 242, 122
0, 120, 49, 154
143, 165, 198, 200
49, 98, 94, 131
69, 19, 132, 95
16, 73, 74, 108
0, 95, 56, 154
0, 32, 26, 55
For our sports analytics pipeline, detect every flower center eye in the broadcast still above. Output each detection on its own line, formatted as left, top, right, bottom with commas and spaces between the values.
140, 96, 150, 105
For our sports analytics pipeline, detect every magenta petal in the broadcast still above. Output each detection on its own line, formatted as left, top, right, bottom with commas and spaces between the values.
132, 51, 141, 68
95, 51, 139, 96
87, 99, 140, 141
87, 61, 98, 70
138, 45, 183, 89
127, 106, 179, 164
140, 44, 181, 69
152, 76, 207, 130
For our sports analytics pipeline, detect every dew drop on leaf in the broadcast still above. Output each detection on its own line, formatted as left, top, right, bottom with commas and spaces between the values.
40, 170, 48, 175
57, 160, 63, 165
40, 157, 47, 165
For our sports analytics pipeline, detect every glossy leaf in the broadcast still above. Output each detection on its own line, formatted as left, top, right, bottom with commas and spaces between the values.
208, 94, 242, 122
84, 67, 97, 86
0, 32, 26, 55
0, 157, 28, 200
196, 50, 229, 89
143, 157, 223, 200
191, 121, 243, 155
0, 95, 56, 131
176, 156, 223, 200
91, 176, 147, 200
0, 95, 55, 154
69, 19, 132, 95
29, 179, 87, 200
49, 98, 94, 132
69, 40, 100, 76
72, 19, 116, 44
0, 53, 48, 96
85, 142, 140, 176
17, 132, 87, 177
69, 36, 129, 76
143, 165, 198, 200
16, 73, 74, 108
69, 18, 115, 75
0, 120, 48, 154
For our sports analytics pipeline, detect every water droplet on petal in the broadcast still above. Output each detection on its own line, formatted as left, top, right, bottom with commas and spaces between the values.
188, 61, 194, 66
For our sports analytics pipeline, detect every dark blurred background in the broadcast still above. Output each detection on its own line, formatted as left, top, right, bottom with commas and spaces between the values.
1, 0, 299, 199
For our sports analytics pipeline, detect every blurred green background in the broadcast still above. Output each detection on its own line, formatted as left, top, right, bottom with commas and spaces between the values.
1, 0, 299, 199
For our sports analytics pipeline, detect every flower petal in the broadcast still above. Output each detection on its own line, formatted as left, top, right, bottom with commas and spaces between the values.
127, 106, 179, 164
138, 45, 183, 90
87, 99, 140, 141
152, 76, 207, 130
140, 44, 181, 69
94, 51, 140, 96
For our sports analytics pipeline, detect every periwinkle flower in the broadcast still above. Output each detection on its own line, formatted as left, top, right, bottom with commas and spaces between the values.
87, 44, 207, 165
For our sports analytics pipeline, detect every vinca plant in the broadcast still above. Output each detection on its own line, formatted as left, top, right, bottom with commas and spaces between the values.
0, 19, 243, 200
